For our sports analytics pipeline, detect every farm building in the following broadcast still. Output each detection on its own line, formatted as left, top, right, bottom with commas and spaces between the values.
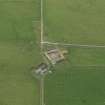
35, 63, 49, 75
44, 48, 68, 65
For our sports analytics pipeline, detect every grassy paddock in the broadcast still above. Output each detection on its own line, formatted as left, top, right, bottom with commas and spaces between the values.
44, 0, 105, 104
0, 0, 40, 42
44, 0, 105, 45
45, 66, 105, 105
67, 47, 105, 65
0, 42, 40, 105
0, 0, 41, 105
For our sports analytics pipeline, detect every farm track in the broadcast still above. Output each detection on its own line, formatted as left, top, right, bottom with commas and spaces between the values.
40, 0, 44, 50
40, 78, 44, 105
42, 41, 105, 48
40, 0, 45, 105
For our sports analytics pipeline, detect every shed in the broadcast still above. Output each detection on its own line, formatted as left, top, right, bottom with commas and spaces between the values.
35, 63, 48, 75
45, 48, 67, 65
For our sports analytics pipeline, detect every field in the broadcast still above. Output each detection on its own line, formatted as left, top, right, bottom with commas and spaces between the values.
0, 0, 41, 105
44, 47, 105, 105
1, 0, 105, 105
45, 66, 105, 105
44, 0, 105, 105
44, 0, 105, 45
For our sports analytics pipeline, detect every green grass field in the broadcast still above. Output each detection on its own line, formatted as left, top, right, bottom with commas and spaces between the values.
0, 0, 41, 105
44, 47, 105, 105
44, 0, 105, 45
67, 47, 105, 65
44, 0, 105, 105
1, 0, 105, 105
45, 66, 105, 105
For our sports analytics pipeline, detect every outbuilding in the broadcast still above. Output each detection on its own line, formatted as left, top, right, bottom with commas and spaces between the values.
45, 48, 68, 65
35, 63, 48, 75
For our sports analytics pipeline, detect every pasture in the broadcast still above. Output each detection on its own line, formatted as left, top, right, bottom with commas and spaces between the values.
0, 0, 41, 105
45, 66, 105, 105
44, 0, 105, 105
44, 0, 105, 45
1, 0, 105, 105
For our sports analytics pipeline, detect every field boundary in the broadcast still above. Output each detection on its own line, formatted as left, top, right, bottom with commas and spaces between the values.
40, 0, 45, 105
42, 41, 105, 48
40, 78, 45, 105
70, 65, 105, 67
40, 0, 44, 50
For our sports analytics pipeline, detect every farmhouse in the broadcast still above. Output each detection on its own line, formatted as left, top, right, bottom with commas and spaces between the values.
45, 48, 68, 65
35, 63, 48, 75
